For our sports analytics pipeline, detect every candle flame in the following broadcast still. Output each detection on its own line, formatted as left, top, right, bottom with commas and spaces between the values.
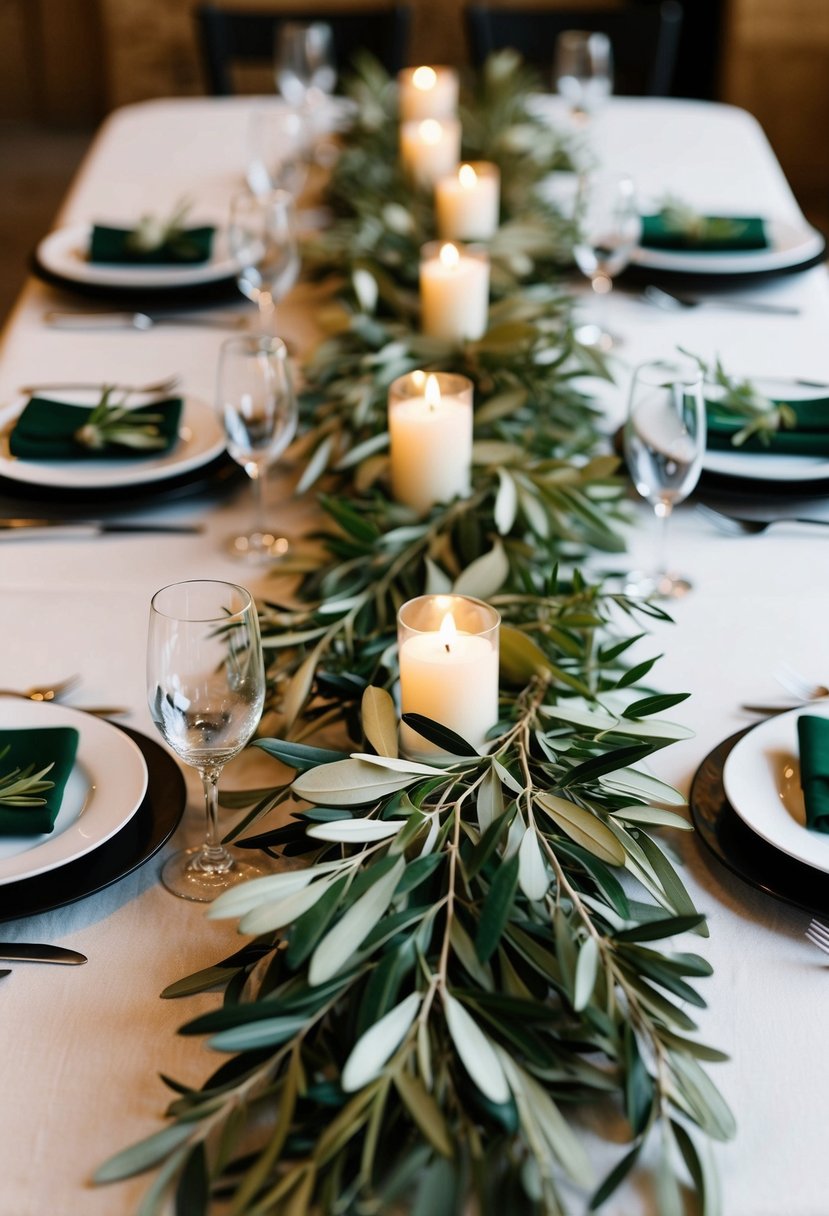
439, 242, 460, 270
425, 374, 441, 411
419, 119, 442, 145
412, 66, 437, 91
439, 610, 457, 653
459, 163, 478, 190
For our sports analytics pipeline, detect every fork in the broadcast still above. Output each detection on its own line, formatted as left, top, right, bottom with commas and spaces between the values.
740, 662, 829, 715
696, 503, 829, 536
642, 284, 800, 317
806, 918, 829, 957
0, 676, 80, 702
18, 374, 181, 398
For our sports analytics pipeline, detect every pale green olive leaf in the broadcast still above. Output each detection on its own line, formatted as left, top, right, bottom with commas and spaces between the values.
361, 686, 399, 758
535, 792, 626, 867
207, 863, 343, 920
341, 992, 421, 1092
443, 992, 510, 1105
306, 818, 406, 843
293, 759, 419, 806
296, 435, 335, 495
348, 753, 442, 777
238, 879, 335, 936
453, 541, 509, 599
518, 826, 549, 901
573, 935, 599, 1011
599, 767, 687, 806
309, 857, 405, 985
494, 469, 518, 535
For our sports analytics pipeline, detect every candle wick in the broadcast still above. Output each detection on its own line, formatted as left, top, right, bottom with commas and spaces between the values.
444, 642, 450, 653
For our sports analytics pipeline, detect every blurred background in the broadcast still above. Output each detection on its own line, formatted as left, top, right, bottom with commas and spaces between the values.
1, 0, 826, 323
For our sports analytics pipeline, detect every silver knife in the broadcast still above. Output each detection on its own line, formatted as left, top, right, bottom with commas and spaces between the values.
0, 944, 87, 965
0, 519, 203, 539
44, 310, 247, 331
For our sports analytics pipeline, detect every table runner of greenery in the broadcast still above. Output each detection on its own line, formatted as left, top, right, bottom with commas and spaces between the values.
96, 55, 732, 1215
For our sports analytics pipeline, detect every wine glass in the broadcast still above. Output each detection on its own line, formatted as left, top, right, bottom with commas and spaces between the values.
623, 358, 707, 599
553, 29, 613, 124
228, 189, 300, 332
246, 106, 312, 199
572, 171, 640, 350
274, 21, 337, 109
218, 334, 298, 562
148, 579, 268, 901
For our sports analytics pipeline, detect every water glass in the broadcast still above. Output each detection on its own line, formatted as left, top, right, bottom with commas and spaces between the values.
553, 29, 613, 122
572, 171, 640, 348
147, 580, 267, 901
623, 358, 707, 598
228, 189, 300, 332
274, 21, 337, 108
218, 334, 298, 562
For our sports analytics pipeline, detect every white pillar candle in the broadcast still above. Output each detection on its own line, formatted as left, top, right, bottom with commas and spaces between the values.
388, 370, 473, 514
398, 65, 460, 122
398, 594, 500, 759
435, 162, 501, 241
419, 240, 490, 342
400, 117, 462, 190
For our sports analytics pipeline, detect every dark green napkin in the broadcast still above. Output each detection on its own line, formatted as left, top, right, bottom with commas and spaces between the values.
0, 727, 79, 836
706, 392, 829, 455
9, 395, 183, 461
89, 224, 214, 265
797, 715, 829, 833
641, 213, 768, 252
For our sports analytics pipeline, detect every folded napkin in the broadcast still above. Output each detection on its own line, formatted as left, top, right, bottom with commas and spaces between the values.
706, 391, 829, 455
89, 224, 215, 265
9, 395, 183, 461
0, 727, 79, 836
640, 213, 768, 252
798, 715, 829, 833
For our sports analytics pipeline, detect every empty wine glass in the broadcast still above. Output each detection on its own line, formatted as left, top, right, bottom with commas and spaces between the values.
274, 21, 337, 109
247, 106, 311, 199
218, 334, 298, 562
623, 358, 707, 599
572, 171, 640, 350
148, 579, 267, 901
553, 29, 613, 124
228, 189, 300, 332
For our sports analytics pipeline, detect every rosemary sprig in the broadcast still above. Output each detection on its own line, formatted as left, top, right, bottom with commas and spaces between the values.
74, 386, 168, 452
0, 745, 54, 807
125, 197, 193, 255
683, 349, 797, 446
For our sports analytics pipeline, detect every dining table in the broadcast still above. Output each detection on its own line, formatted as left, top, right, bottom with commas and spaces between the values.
1, 88, 829, 1216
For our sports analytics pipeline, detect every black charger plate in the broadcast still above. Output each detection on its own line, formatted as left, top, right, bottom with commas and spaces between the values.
690, 725, 829, 916
0, 726, 186, 922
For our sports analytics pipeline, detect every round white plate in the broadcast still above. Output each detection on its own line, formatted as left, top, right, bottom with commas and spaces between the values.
632, 217, 825, 276
723, 703, 829, 874
0, 698, 148, 886
0, 392, 225, 490
36, 223, 241, 290
703, 377, 829, 483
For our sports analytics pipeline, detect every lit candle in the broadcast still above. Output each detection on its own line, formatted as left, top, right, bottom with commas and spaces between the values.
388, 370, 473, 514
435, 162, 501, 241
398, 65, 460, 122
398, 594, 500, 758
400, 117, 462, 190
419, 240, 490, 342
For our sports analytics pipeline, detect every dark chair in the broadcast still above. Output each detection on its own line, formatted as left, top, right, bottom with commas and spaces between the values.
195, 3, 412, 96
465, 2, 683, 97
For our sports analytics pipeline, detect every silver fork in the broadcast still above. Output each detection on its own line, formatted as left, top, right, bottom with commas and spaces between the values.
18, 374, 181, 397
775, 663, 829, 703
806, 918, 829, 957
696, 503, 829, 536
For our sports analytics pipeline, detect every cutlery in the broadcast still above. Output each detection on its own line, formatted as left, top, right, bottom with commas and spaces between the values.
18, 375, 181, 398
0, 943, 87, 965
0, 519, 203, 540
44, 311, 248, 332
642, 284, 800, 317
740, 663, 829, 714
0, 676, 79, 702
696, 503, 829, 536
806, 918, 829, 958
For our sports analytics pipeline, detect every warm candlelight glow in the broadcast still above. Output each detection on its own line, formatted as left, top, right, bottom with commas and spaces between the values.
439, 242, 460, 270
459, 163, 478, 190
425, 374, 441, 410
439, 610, 457, 653
413, 66, 437, 91
419, 119, 443, 146
411, 368, 426, 389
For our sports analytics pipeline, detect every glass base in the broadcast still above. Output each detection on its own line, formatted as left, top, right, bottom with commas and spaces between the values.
624, 569, 692, 600
226, 529, 290, 564
161, 844, 273, 902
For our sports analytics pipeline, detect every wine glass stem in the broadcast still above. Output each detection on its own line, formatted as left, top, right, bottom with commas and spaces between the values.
654, 498, 672, 579
249, 465, 267, 538
257, 291, 276, 335
199, 766, 233, 871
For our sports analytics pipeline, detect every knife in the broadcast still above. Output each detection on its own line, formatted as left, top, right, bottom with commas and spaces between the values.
0, 943, 87, 964
0, 519, 203, 539
44, 310, 247, 331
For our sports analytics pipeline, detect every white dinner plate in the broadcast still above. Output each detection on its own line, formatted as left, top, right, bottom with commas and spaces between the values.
36, 223, 241, 290
703, 377, 829, 483
723, 703, 829, 874
632, 216, 825, 276
0, 698, 148, 886
0, 392, 225, 490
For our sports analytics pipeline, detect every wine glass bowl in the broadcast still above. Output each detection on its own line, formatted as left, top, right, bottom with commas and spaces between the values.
623, 358, 707, 599
274, 21, 337, 108
218, 333, 298, 562
553, 29, 613, 124
228, 189, 300, 332
147, 579, 268, 901
572, 171, 640, 349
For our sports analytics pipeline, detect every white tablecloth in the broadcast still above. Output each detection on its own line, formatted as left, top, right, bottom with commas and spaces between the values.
1, 96, 828, 1216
